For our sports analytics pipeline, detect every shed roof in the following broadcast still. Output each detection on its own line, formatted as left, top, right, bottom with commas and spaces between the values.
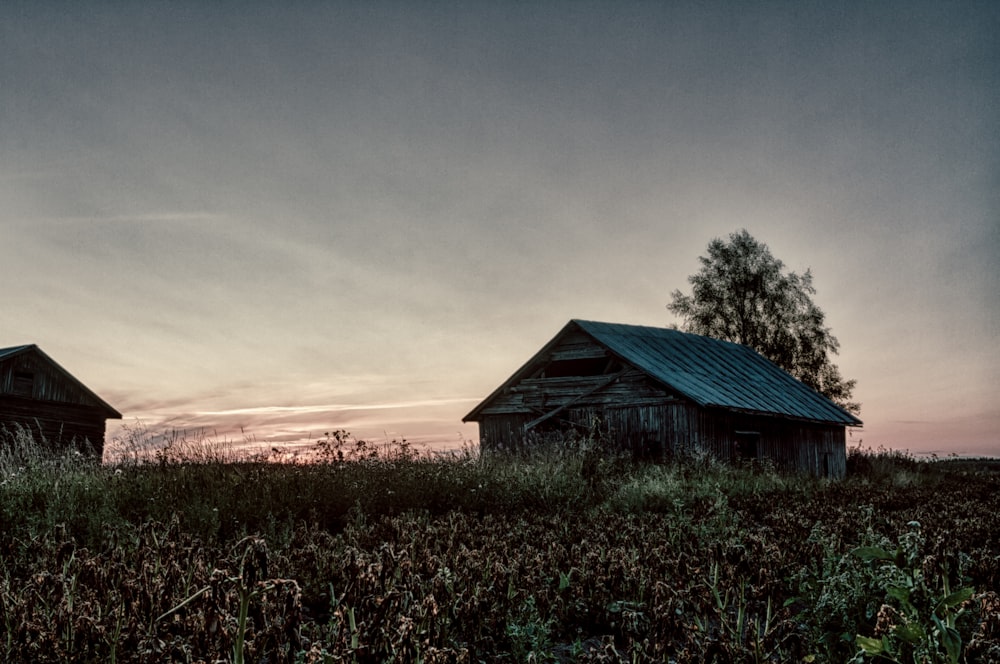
0, 345, 34, 361
0, 344, 122, 418
465, 320, 862, 426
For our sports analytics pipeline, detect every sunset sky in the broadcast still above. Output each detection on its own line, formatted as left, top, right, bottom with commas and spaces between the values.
2, 2, 997, 457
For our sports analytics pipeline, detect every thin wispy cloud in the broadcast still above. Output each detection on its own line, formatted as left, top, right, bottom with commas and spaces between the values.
27, 212, 225, 224
196, 398, 481, 418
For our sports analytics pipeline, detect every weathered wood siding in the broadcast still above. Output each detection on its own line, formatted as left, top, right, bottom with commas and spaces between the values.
0, 352, 96, 406
477, 403, 847, 478
480, 369, 677, 415
0, 396, 108, 454
478, 414, 534, 451
687, 408, 846, 478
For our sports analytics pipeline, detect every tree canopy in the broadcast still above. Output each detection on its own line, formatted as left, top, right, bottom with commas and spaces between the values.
668, 229, 859, 414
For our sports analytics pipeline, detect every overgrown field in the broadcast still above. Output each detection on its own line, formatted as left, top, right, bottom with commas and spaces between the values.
1, 427, 998, 663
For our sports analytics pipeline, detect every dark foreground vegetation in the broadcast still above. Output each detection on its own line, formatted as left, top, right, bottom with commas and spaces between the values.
1, 426, 998, 663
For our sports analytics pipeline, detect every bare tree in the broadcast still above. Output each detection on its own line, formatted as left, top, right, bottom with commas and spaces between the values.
668, 229, 859, 414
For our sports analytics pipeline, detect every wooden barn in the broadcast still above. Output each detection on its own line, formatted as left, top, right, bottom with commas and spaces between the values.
464, 320, 862, 478
0, 344, 121, 458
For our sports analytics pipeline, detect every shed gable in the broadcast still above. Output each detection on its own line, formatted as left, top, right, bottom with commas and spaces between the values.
465, 320, 861, 428
0, 345, 121, 418
466, 326, 682, 422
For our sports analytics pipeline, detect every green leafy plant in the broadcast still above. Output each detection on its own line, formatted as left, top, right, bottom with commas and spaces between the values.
506, 596, 555, 661
852, 522, 975, 664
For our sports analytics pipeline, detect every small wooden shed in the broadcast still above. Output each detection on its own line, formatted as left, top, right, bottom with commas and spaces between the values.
0, 344, 121, 458
464, 320, 862, 478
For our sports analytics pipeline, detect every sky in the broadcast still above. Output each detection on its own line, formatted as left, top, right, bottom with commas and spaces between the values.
2, 2, 997, 458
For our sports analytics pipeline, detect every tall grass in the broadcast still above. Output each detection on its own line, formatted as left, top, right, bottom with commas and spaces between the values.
1, 425, 973, 550
4, 426, 609, 547
846, 443, 949, 486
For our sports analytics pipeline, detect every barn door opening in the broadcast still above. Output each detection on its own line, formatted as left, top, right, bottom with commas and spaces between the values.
13, 371, 34, 397
733, 431, 759, 462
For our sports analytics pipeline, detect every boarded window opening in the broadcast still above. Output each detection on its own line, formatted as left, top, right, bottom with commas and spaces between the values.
13, 371, 34, 397
543, 357, 615, 377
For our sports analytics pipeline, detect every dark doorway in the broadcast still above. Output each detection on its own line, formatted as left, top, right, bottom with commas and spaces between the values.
733, 431, 759, 462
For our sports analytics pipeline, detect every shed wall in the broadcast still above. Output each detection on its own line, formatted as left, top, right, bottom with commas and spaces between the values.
478, 414, 534, 452
0, 396, 108, 455
476, 403, 846, 478
687, 408, 847, 478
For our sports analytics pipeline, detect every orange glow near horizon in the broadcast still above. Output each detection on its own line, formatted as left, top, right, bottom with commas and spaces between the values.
104, 401, 1000, 462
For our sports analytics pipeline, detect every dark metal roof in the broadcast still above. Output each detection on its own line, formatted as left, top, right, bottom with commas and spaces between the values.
466, 320, 862, 426
0, 345, 35, 361
0, 344, 122, 418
